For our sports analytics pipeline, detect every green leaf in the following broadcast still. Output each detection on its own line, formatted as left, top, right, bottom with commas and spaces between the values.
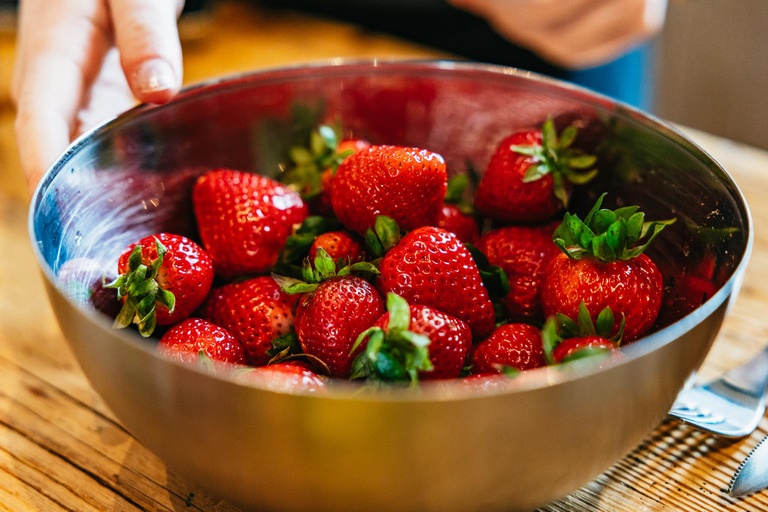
289, 146, 313, 165
626, 220, 675, 259
625, 212, 645, 243
399, 330, 431, 349
605, 218, 628, 254
584, 193, 607, 225
346, 261, 381, 276
577, 301, 597, 337
558, 126, 578, 150
136, 307, 156, 338
197, 350, 216, 374
266, 331, 301, 358
364, 228, 385, 258
541, 117, 557, 151
351, 326, 381, 355
595, 307, 615, 339
374, 216, 401, 252
313, 248, 337, 280
566, 154, 597, 169
156, 288, 175, 313
113, 300, 135, 329
591, 234, 616, 262
556, 313, 580, 338
386, 293, 411, 332
318, 125, 338, 150
541, 317, 561, 365
567, 214, 595, 249
444, 174, 470, 204
464, 243, 490, 269
563, 168, 598, 185
614, 206, 640, 221
522, 163, 549, 183
350, 352, 373, 380
590, 210, 617, 234
611, 314, 627, 346
552, 171, 569, 207
127, 245, 143, 270
372, 351, 407, 382
479, 267, 510, 302
509, 145, 541, 157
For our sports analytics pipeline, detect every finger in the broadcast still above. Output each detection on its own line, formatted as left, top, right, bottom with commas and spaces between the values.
109, 0, 184, 105
13, 0, 112, 194
75, 49, 138, 137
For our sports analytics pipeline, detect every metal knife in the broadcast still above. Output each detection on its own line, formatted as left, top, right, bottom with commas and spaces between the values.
729, 434, 768, 497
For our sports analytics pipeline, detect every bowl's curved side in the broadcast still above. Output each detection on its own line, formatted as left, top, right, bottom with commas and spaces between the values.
31, 60, 752, 511
46, 276, 731, 511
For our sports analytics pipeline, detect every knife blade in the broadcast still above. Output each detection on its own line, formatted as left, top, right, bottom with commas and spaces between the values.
729, 434, 768, 497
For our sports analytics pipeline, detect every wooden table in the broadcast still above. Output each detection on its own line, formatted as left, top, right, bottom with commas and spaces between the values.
1, 3, 768, 511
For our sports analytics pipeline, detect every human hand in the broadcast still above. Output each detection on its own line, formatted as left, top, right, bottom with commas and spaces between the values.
448, 0, 668, 69
13, 0, 185, 196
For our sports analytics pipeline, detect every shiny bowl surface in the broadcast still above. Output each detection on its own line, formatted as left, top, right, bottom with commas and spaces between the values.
30, 61, 752, 511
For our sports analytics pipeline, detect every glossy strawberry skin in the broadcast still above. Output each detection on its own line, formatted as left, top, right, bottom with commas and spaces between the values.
117, 233, 213, 325
310, 139, 371, 216
193, 169, 308, 280
158, 318, 246, 366
437, 204, 479, 244
477, 224, 560, 321
308, 231, 364, 265
474, 131, 564, 222
471, 324, 546, 373
378, 227, 495, 340
374, 305, 471, 380
200, 277, 299, 366
655, 275, 717, 329
541, 253, 663, 343
235, 361, 326, 393
295, 276, 385, 378
551, 336, 616, 364
331, 145, 447, 235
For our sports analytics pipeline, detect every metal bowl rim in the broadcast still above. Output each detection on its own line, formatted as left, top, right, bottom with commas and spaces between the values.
28, 58, 755, 402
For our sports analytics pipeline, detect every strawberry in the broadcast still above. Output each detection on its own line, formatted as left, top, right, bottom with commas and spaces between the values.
234, 361, 326, 393
273, 251, 385, 377
331, 145, 447, 235
655, 275, 717, 328
282, 122, 370, 216
474, 118, 597, 222
158, 318, 246, 366
541, 194, 674, 342
308, 231, 364, 266
477, 224, 560, 321
200, 276, 299, 366
193, 169, 308, 280
438, 174, 479, 244
378, 226, 495, 339
470, 324, 546, 374
437, 205, 479, 245
540, 302, 622, 364
108, 234, 213, 336
352, 293, 472, 382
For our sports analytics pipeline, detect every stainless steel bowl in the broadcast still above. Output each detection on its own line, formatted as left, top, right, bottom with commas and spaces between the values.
30, 61, 752, 511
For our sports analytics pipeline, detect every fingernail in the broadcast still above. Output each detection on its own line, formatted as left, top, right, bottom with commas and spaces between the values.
134, 58, 177, 94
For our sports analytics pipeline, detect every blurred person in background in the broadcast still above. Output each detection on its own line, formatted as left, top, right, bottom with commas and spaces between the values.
12, 0, 667, 195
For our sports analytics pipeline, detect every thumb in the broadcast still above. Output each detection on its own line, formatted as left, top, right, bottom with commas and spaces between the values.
110, 0, 184, 104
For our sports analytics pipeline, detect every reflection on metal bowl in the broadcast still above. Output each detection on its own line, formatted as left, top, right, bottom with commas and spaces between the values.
30, 61, 752, 512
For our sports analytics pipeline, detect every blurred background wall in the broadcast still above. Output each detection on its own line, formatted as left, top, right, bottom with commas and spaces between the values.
656, 0, 768, 150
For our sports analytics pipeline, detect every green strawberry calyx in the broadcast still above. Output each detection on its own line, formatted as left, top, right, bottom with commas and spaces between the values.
510, 117, 598, 207
443, 174, 475, 215
364, 215, 402, 260
553, 193, 676, 263
349, 293, 434, 385
271, 247, 379, 295
282, 123, 354, 199
541, 300, 624, 365
105, 237, 175, 337
276, 216, 344, 274
464, 244, 510, 303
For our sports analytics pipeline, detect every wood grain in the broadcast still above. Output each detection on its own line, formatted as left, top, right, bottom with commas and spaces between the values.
2, 2, 768, 511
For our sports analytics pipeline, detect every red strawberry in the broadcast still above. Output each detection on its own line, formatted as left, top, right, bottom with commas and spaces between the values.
540, 194, 674, 343
294, 276, 384, 377
308, 138, 371, 216
477, 224, 560, 321
474, 118, 597, 222
158, 318, 246, 366
378, 226, 495, 339
541, 307, 621, 364
551, 336, 617, 364
437, 204, 479, 244
235, 361, 326, 393
354, 294, 472, 382
193, 169, 308, 280
308, 231, 364, 266
109, 233, 213, 336
331, 145, 447, 235
200, 277, 299, 366
471, 324, 546, 374
655, 275, 717, 328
